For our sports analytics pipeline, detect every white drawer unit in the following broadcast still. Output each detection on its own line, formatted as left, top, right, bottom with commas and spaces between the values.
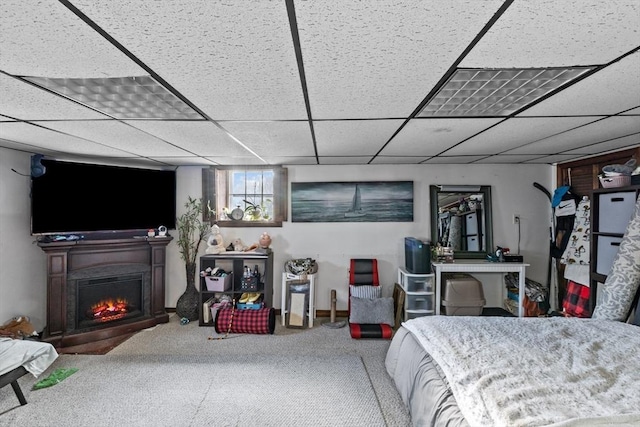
464, 211, 479, 235
590, 185, 640, 312
398, 267, 435, 320
598, 191, 637, 234
596, 236, 623, 276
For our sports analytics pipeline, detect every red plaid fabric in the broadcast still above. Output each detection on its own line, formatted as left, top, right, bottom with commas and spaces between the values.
215, 307, 275, 334
562, 280, 591, 318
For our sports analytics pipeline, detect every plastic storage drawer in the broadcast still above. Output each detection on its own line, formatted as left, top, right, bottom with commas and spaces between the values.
406, 294, 433, 311
596, 235, 623, 275
598, 192, 636, 234
405, 276, 433, 292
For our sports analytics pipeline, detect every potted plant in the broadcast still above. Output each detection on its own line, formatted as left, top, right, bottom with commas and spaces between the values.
175, 196, 210, 321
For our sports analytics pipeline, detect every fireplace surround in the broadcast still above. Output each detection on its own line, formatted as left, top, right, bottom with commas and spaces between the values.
38, 235, 171, 349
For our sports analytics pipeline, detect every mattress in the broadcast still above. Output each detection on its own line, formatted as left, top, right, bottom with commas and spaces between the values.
386, 317, 640, 427
385, 327, 468, 427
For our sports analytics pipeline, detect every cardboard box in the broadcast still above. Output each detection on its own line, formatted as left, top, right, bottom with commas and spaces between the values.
204, 275, 232, 291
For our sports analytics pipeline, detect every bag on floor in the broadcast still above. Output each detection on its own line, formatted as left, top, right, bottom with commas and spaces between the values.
215, 307, 275, 334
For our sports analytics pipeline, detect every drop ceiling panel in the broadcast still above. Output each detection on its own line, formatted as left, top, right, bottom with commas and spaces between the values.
221, 121, 316, 157
70, 1, 307, 121
313, 120, 403, 156
0, 0, 145, 77
621, 107, 640, 115
125, 121, 249, 157
382, 118, 501, 156
446, 117, 597, 156
261, 156, 319, 166
40, 120, 193, 157
0, 74, 108, 120
0, 122, 137, 157
295, 0, 505, 119
461, 0, 640, 67
563, 134, 640, 155
524, 154, 587, 164
422, 155, 488, 164
370, 156, 429, 164
318, 157, 374, 165
204, 156, 271, 166
474, 154, 547, 164
148, 157, 214, 166
506, 116, 640, 154
519, 53, 640, 116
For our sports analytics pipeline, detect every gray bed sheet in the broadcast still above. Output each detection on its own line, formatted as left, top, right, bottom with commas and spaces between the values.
385, 327, 468, 427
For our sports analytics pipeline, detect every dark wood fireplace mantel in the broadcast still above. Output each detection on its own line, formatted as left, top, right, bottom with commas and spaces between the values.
38, 235, 172, 350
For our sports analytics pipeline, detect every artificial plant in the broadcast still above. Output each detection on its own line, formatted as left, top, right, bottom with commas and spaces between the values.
175, 196, 210, 320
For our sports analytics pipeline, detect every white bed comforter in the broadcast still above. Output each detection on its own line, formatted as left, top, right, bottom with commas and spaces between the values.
403, 316, 640, 427
0, 337, 58, 377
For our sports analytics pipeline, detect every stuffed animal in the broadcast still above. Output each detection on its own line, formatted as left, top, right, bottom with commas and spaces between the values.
0, 316, 38, 339
205, 224, 226, 254
232, 238, 246, 252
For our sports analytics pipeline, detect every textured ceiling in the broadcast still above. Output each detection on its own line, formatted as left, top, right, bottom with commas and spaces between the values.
0, 0, 638, 167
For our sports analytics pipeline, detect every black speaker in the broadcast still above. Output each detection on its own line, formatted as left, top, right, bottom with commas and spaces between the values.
30, 154, 46, 178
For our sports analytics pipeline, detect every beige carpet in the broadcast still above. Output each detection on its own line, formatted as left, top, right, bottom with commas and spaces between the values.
0, 315, 412, 426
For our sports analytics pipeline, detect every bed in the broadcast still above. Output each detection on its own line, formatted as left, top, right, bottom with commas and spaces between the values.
0, 338, 59, 405
386, 314, 640, 427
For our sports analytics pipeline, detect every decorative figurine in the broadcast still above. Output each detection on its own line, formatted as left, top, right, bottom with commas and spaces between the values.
205, 224, 226, 254
259, 232, 272, 248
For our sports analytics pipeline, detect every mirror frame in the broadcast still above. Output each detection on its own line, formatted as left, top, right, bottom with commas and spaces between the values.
429, 185, 493, 259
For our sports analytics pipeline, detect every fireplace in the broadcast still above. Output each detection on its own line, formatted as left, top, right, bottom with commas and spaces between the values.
70, 266, 149, 332
38, 235, 171, 349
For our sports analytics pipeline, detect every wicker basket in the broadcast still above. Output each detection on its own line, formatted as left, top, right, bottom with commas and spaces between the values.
599, 175, 631, 188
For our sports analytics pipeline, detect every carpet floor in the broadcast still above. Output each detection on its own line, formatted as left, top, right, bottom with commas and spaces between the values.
0, 314, 412, 426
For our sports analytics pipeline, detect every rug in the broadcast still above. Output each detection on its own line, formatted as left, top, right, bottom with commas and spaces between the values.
1, 353, 387, 426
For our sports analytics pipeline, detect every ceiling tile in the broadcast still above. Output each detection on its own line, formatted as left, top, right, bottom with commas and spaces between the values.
221, 121, 316, 158
562, 134, 640, 155
461, 0, 640, 67
473, 154, 546, 164
0, 122, 138, 157
370, 156, 428, 164
519, 52, 640, 116
317, 157, 374, 165
313, 120, 403, 156
506, 116, 640, 154
296, 0, 505, 119
422, 155, 488, 164
41, 120, 193, 157
125, 121, 250, 157
381, 118, 501, 156
0, 74, 108, 120
70, 1, 307, 121
0, 0, 145, 77
446, 117, 597, 156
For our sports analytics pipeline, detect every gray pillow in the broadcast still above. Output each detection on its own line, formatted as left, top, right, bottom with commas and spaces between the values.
349, 296, 394, 326
349, 285, 381, 299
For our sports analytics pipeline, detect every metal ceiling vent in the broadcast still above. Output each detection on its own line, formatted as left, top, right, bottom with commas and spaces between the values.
23, 75, 203, 120
418, 67, 594, 117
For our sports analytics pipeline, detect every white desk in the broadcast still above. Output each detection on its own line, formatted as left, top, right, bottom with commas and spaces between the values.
432, 260, 530, 317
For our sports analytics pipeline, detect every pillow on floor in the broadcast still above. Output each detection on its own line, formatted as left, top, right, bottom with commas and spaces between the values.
349, 285, 381, 299
349, 296, 394, 326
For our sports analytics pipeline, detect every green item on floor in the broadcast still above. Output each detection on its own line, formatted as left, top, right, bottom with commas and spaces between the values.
32, 368, 78, 390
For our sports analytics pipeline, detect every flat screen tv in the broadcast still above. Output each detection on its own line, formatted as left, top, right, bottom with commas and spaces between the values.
31, 159, 176, 236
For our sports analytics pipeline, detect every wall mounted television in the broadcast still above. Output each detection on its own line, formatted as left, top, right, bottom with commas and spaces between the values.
31, 159, 176, 236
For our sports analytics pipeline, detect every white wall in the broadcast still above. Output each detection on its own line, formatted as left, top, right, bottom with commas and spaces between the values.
167, 164, 554, 313
0, 149, 47, 330
0, 146, 554, 330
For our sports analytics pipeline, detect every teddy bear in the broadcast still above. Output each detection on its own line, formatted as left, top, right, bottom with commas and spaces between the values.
0, 316, 38, 339
205, 224, 226, 255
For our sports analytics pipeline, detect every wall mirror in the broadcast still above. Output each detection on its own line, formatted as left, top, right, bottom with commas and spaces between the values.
429, 185, 493, 259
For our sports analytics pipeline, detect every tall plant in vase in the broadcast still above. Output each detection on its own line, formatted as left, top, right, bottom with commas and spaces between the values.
175, 196, 209, 321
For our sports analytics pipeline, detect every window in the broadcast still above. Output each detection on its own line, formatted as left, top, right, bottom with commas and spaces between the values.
202, 166, 288, 227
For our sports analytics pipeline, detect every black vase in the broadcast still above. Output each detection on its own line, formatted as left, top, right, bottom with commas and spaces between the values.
176, 263, 199, 321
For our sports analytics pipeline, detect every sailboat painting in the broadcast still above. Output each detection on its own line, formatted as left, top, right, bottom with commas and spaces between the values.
344, 184, 366, 218
291, 181, 413, 223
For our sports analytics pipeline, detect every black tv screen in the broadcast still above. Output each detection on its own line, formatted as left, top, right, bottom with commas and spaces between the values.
31, 159, 176, 235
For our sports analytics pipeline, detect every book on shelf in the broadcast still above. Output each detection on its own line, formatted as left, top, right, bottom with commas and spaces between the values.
202, 297, 216, 323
